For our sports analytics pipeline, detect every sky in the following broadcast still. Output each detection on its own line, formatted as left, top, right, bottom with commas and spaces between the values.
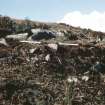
0, 0, 105, 31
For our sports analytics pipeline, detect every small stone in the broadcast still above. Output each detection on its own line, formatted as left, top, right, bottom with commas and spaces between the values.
45, 54, 50, 61
48, 43, 58, 51
29, 49, 35, 53
0, 38, 8, 46
82, 76, 89, 81
67, 76, 78, 83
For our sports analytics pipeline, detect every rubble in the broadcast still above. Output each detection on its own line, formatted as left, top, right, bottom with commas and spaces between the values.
0, 40, 104, 105
0, 16, 105, 105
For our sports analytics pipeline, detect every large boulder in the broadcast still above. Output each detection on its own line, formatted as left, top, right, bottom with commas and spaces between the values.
29, 29, 56, 41
6, 33, 28, 41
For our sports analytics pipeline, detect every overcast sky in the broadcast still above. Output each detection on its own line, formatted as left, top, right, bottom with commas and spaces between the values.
0, 0, 105, 31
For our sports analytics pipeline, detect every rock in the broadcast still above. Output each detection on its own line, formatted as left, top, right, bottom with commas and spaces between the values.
6, 33, 28, 41
0, 38, 8, 46
5, 38, 20, 47
31, 57, 39, 63
21, 40, 41, 44
82, 76, 89, 81
94, 61, 105, 73
30, 29, 56, 41
67, 76, 78, 83
45, 54, 50, 61
29, 48, 36, 54
47, 43, 58, 51
31, 29, 41, 33
56, 31, 64, 36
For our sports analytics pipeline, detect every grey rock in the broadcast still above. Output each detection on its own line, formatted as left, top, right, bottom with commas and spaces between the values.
29, 29, 56, 41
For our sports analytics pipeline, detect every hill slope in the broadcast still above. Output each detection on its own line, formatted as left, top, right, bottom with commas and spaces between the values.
0, 16, 105, 105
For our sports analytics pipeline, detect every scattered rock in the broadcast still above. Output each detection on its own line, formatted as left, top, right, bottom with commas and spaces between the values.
0, 16, 105, 105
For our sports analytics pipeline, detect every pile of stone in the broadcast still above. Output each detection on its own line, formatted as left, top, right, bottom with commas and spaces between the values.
0, 40, 105, 105
0, 16, 105, 105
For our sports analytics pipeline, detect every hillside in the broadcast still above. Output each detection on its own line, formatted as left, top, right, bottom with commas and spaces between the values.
0, 16, 105, 105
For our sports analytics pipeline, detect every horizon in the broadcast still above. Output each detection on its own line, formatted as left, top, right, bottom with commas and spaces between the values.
0, 0, 105, 32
